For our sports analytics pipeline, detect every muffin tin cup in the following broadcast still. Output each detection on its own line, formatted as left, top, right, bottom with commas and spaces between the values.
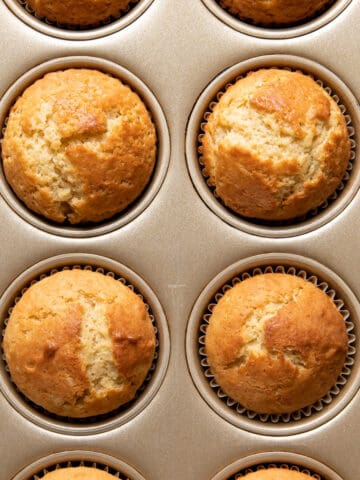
186, 252, 360, 436
211, 452, 343, 480
202, 0, 352, 39
2, 0, 154, 40
11, 450, 147, 480
0, 253, 170, 436
186, 54, 359, 238
0, 56, 170, 238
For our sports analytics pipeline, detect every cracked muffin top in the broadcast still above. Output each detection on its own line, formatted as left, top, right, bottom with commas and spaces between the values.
41, 467, 118, 479
27, 0, 134, 26
3, 269, 156, 418
2, 68, 156, 225
219, 0, 333, 27
201, 68, 350, 221
240, 469, 313, 479
205, 272, 348, 414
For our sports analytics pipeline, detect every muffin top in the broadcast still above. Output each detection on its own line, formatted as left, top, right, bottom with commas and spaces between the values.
240, 469, 314, 479
27, 0, 134, 26
2, 68, 156, 225
41, 467, 117, 479
205, 273, 348, 414
202, 68, 350, 221
220, 0, 332, 27
3, 269, 156, 418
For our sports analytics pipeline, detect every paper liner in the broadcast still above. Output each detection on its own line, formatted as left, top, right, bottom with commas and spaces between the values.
17, 0, 140, 30
216, 0, 336, 28
198, 264, 356, 424
32, 460, 131, 479
197, 66, 356, 228
1, 264, 160, 424
231, 462, 322, 479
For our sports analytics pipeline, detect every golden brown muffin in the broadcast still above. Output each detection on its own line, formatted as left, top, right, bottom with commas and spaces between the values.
2, 69, 156, 224
220, 0, 332, 27
27, 0, 133, 26
202, 69, 350, 221
205, 273, 348, 414
240, 469, 313, 479
3, 269, 156, 418
41, 467, 117, 479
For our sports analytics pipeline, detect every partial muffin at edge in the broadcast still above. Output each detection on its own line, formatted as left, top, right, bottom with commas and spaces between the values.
240, 468, 315, 479
40, 466, 118, 479
2, 68, 156, 224
3, 269, 156, 418
27, 0, 134, 26
220, 0, 333, 27
201, 68, 350, 221
205, 272, 348, 414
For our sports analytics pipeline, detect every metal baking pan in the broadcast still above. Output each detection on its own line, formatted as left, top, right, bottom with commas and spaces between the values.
0, 0, 359, 478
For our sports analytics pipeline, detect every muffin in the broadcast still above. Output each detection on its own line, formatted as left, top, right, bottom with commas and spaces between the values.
202, 68, 350, 221
220, 0, 333, 27
27, 0, 134, 26
3, 269, 156, 418
2, 68, 156, 224
240, 469, 313, 479
205, 273, 348, 414
41, 467, 118, 479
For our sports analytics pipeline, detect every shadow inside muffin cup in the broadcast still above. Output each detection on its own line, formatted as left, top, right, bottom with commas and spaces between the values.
20, 0, 140, 29
202, 0, 352, 39
0, 254, 170, 435
0, 56, 170, 238
186, 253, 360, 436
217, 0, 337, 28
3, 0, 155, 40
186, 55, 359, 238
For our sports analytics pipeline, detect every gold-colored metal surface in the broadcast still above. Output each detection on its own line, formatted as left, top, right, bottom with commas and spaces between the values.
0, 0, 359, 478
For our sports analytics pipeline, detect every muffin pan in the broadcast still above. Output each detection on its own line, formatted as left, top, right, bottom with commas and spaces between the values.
0, 0, 359, 479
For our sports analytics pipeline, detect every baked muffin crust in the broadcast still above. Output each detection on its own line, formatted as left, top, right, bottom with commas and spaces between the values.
202, 69, 350, 221
3, 269, 156, 418
41, 467, 117, 479
27, 0, 134, 26
220, 0, 332, 27
205, 273, 348, 414
2, 69, 156, 224
240, 469, 313, 479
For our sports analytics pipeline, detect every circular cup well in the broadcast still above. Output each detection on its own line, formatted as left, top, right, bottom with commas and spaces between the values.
212, 452, 344, 480
186, 54, 359, 238
0, 253, 170, 435
201, 0, 352, 39
0, 56, 170, 238
11, 450, 147, 480
2, 0, 154, 40
186, 253, 360, 436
